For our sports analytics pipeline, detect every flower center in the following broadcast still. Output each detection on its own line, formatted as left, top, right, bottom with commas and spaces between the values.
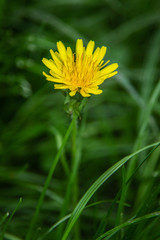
63, 56, 99, 89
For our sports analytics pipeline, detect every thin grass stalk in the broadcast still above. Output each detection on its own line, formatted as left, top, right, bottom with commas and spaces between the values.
115, 166, 126, 240
125, 81, 160, 200
94, 142, 160, 239
62, 141, 160, 240
49, 127, 70, 177
0, 198, 22, 240
0, 212, 9, 226
96, 211, 160, 240
26, 115, 77, 240
57, 109, 86, 239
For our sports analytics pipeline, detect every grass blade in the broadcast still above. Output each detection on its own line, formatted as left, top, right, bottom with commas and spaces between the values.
26, 115, 77, 240
0, 198, 22, 240
96, 211, 160, 240
102, 11, 160, 43
141, 29, 160, 101
62, 142, 160, 240
0, 212, 9, 226
126, 80, 160, 182
39, 214, 71, 240
115, 166, 126, 240
4, 233, 23, 240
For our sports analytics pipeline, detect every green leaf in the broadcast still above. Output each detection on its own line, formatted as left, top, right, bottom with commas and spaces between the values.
96, 211, 160, 240
62, 142, 160, 240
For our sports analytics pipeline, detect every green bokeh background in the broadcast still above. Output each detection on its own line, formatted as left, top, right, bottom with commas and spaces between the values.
0, 0, 160, 239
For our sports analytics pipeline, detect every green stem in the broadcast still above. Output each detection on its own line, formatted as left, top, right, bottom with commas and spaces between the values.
49, 127, 70, 177
57, 109, 87, 239
115, 166, 126, 240
70, 109, 87, 239
72, 115, 80, 240
0, 212, 9, 226
56, 114, 81, 239
26, 115, 77, 240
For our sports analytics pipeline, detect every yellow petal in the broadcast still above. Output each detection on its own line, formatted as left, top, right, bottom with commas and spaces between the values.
91, 78, 105, 86
57, 41, 67, 63
54, 84, 69, 89
76, 39, 83, 57
43, 71, 50, 77
80, 88, 91, 97
100, 63, 118, 76
50, 49, 62, 66
92, 70, 118, 86
67, 47, 73, 59
43, 71, 64, 83
43, 71, 54, 81
97, 46, 107, 63
93, 47, 100, 61
42, 58, 54, 69
86, 88, 103, 95
42, 58, 61, 75
100, 60, 110, 68
85, 40, 95, 55
106, 70, 118, 78
69, 90, 77, 96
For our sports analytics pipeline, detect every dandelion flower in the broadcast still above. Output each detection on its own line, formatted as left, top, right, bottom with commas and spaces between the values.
42, 39, 118, 97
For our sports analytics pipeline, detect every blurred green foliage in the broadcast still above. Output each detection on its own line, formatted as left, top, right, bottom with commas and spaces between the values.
0, 0, 160, 239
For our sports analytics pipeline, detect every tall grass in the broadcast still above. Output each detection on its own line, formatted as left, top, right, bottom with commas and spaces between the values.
0, 0, 160, 239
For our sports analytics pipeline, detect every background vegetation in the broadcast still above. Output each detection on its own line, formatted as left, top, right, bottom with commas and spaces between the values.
0, 0, 160, 239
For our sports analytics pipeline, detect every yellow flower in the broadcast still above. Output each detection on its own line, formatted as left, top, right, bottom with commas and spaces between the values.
42, 39, 118, 97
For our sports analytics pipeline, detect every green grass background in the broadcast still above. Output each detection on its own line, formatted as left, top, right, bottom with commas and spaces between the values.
0, 0, 160, 239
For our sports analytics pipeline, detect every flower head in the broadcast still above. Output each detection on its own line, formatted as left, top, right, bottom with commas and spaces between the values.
42, 39, 118, 97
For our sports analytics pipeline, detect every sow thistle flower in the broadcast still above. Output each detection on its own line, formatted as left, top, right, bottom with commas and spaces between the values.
42, 39, 118, 97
